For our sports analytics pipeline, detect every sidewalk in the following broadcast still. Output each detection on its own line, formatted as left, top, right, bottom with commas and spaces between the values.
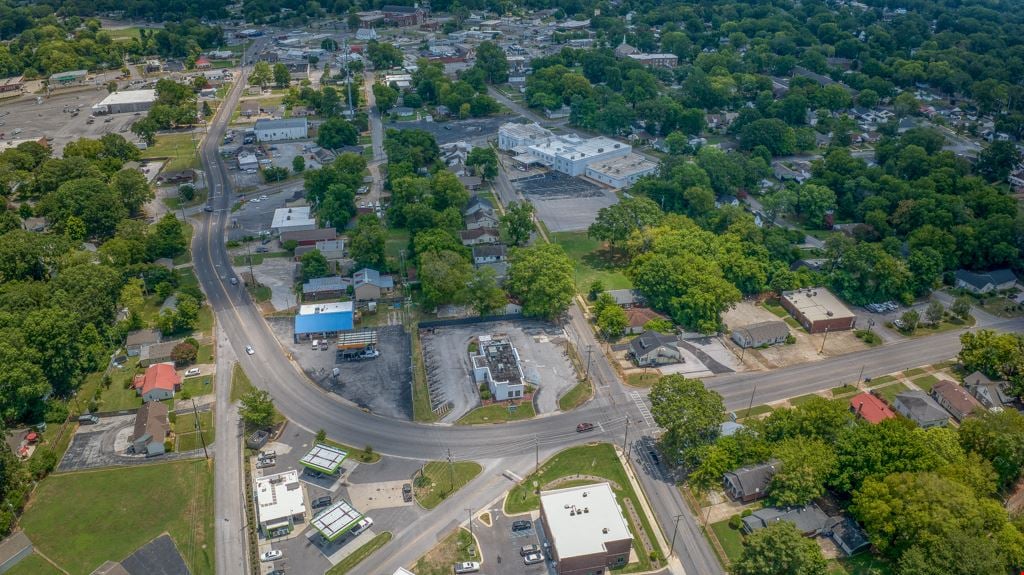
615, 447, 681, 574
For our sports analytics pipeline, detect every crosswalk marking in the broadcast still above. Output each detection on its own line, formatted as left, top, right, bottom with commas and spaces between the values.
630, 391, 655, 427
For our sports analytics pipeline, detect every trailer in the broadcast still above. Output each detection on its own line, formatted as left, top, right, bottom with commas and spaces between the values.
336, 331, 379, 362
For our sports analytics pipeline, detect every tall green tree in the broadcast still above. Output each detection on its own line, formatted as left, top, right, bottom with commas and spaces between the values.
240, 388, 275, 429
732, 522, 828, 575
272, 62, 290, 88
505, 243, 575, 319
473, 41, 509, 84
588, 197, 663, 248
420, 249, 472, 307
466, 267, 506, 316
499, 201, 534, 247
769, 438, 837, 506
349, 214, 387, 270
300, 249, 330, 282
649, 374, 724, 465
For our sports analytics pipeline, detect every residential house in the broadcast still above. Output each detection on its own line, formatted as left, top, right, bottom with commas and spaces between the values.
930, 380, 983, 422
353, 268, 395, 301
460, 227, 500, 245
606, 289, 644, 308
624, 307, 668, 335
627, 331, 682, 367
741, 504, 830, 536
963, 371, 1013, 411
824, 517, 871, 556
472, 244, 507, 265
893, 390, 949, 428
464, 208, 499, 230
240, 100, 261, 117
154, 169, 196, 186
195, 57, 212, 69
302, 276, 349, 301
849, 392, 896, 424
130, 401, 169, 457
730, 321, 789, 348
953, 269, 1018, 294
132, 362, 182, 402
125, 329, 161, 357
723, 461, 778, 503
139, 340, 182, 367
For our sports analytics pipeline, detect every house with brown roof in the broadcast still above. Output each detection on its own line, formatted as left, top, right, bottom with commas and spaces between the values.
624, 307, 668, 335
129, 401, 169, 456
930, 380, 983, 422
133, 363, 182, 402
963, 370, 1014, 410
126, 329, 161, 357
139, 340, 182, 366
460, 227, 500, 245
280, 228, 338, 246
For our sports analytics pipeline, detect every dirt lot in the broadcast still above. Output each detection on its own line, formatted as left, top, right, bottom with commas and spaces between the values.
515, 172, 619, 232
723, 301, 867, 370
420, 319, 578, 422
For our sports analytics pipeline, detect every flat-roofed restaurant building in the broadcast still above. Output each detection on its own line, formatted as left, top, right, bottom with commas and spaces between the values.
254, 469, 306, 537
780, 287, 856, 334
311, 499, 364, 542
540, 483, 633, 575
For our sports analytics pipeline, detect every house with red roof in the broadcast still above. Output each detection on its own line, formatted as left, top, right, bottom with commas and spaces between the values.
133, 362, 182, 403
849, 392, 895, 424
195, 57, 212, 70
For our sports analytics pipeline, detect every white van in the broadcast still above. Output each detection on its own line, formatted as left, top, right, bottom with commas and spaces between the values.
312, 339, 319, 349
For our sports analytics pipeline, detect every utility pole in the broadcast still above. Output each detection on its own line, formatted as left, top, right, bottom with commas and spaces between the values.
534, 436, 539, 476
585, 344, 593, 381
622, 416, 630, 458
342, 37, 354, 117
447, 447, 455, 495
668, 513, 685, 557
818, 325, 830, 355
465, 508, 474, 541
745, 381, 758, 419
857, 365, 865, 386
192, 398, 209, 459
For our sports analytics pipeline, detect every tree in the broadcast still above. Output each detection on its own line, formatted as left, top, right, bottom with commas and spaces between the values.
505, 244, 575, 320
300, 249, 330, 282
366, 41, 403, 69
769, 439, 837, 506
250, 61, 272, 88
110, 168, 153, 216
316, 117, 358, 149
924, 300, 945, 325
649, 374, 724, 465
976, 140, 1020, 183
588, 280, 604, 301
960, 410, 1024, 489
292, 155, 305, 173
239, 389, 275, 429
272, 63, 290, 88
171, 342, 197, 365
588, 197, 663, 248
466, 267, 506, 316
732, 522, 828, 575
147, 213, 187, 259
596, 303, 628, 339
420, 249, 472, 307
951, 297, 972, 320
499, 201, 534, 247
957, 330, 1024, 392
740, 118, 796, 156
262, 167, 288, 182
350, 215, 387, 269
899, 309, 920, 332
372, 82, 399, 113
474, 41, 508, 84
466, 147, 498, 180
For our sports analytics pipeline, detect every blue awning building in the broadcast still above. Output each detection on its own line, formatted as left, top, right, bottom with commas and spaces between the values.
294, 302, 354, 341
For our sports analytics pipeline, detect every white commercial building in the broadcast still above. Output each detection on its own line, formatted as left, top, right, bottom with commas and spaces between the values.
237, 151, 258, 171
498, 122, 554, 151
254, 117, 309, 142
540, 483, 633, 575
254, 469, 306, 536
271, 206, 317, 234
584, 153, 659, 189
91, 89, 157, 114
471, 335, 526, 401
526, 135, 632, 177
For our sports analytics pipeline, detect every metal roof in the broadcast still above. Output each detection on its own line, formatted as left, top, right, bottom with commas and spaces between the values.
311, 500, 363, 541
299, 443, 347, 473
294, 310, 353, 334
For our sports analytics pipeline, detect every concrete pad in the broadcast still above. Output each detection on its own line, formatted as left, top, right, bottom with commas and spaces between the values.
346, 479, 414, 511
305, 527, 377, 565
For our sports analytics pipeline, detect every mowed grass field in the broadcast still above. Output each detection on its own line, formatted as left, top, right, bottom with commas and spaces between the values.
551, 231, 632, 292
142, 132, 201, 172
20, 460, 215, 575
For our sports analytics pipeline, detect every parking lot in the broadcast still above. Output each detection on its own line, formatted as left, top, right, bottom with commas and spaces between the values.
399, 116, 509, 146
268, 321, 414, 420
516, 172, 619, 232
420, 319, 578, 422
471, 511, 554, 575
228, 186, 305, 241
0, 88, 141, 154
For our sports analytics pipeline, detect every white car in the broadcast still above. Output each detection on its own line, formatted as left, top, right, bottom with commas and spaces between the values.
246, 345, 255, 355
260, 194, 268, 200
351, 516, 373, 536
184, 367, 201, 377
260, 550, 282, 562
453, 562, 480, 574
249, 198, 260, 203
523, 551, 544, 565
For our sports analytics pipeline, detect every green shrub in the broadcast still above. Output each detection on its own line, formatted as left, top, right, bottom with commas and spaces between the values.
741, 509, 753, 517
785, 334, 796, 344
164, 440, 174, 453
728, 514, 742, 530
44, 400, 68, 423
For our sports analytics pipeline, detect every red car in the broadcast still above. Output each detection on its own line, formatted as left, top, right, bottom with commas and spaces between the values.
576, 422, 595, 433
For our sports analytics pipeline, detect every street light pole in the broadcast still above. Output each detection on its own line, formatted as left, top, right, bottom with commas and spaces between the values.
466, 508, 474, 541
668, 513, 685, 557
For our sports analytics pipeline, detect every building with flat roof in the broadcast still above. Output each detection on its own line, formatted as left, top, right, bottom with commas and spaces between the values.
310, 500, 364, 542
294, 301, 354, 340
540, 483, 632, 575
299, 443, 347, 474
526, 135, 632, 177
627, 53, 678, 68
49, 69, 88, 86
472, 335, 526, 401
584, 153, 658, 189
254, 469, 307, 536
280, 228, 337, 245
498, 122, 554, 150
254, 117, 308, 142
780, 287, 855, 333
0, 75, 24, 93
91, 90, 157, 114
271, 206, 317, 234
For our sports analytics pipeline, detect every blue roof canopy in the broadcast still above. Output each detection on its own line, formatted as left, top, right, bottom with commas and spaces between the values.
294, 311, 353, 335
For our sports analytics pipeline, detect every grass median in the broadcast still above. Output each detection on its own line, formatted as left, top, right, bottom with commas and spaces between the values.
414, 528, 478, 575
558, 380, 592, 411
414, 461, 482, 510
326, 532, 393, 575
456, 401, 536, 424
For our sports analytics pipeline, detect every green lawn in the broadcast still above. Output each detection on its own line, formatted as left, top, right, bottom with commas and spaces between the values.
558, 381, 592, 411
172, 221, 195, 265
735, 404, 774, 420
414, 461, 483, 510
248, 284, 272, 302
20, 460, 214, 575
196, 343, 214, 364
831, 553, 894, 574
867, 374, 896, 386
552, 231, 632, 292
411, 328, 438, 423
321, 437, 381, 464
876, 382, 910, 405
195, 306, 214, 336
176, 410, 214, 452
912, 374, 940, 392
626, 372, 660, 387
231, 251, 290, 266
908, 315, 976, 337
327, 532, 393, 575
106, 26, 142, 40
181, 375, 214, 399
142, 132, 201, 172
98, 383, 144, 411
789, 394, 823, 407
385, 228, 410, 265
230, 363, 253, 402
504, 443, 662, 572
456, 401, 536, 424
4, 553, 64, 575
413, 528, 478, 575
831, 384, 860, 397
709, 519, 744, 563
762, 301, 789, 318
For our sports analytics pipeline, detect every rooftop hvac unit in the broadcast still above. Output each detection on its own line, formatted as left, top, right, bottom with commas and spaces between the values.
598, 148, 604, 152
582, 492, 588, 497
602, 527, 609, 533
826, 311, 834, 317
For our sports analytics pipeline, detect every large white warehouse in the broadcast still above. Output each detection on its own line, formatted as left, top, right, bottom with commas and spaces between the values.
91, 90, 157, 114
254, 118, 308, 142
